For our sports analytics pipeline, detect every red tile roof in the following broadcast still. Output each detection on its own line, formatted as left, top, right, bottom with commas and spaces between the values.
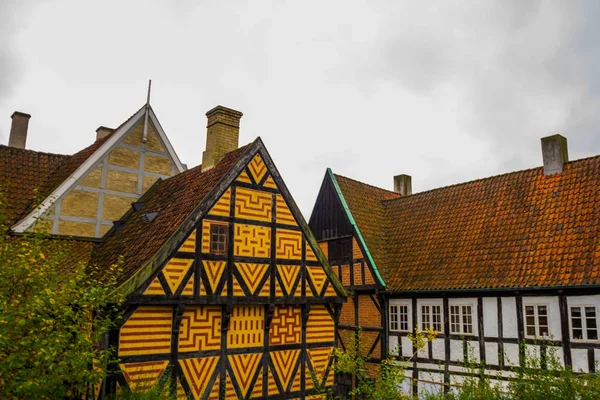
333, 174, 399, 277
91, 143, 253, 286
0, 145, 70, 225
334, 155, 600, 291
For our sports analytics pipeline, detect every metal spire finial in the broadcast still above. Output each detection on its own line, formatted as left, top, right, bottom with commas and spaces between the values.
142, 79, 152, 143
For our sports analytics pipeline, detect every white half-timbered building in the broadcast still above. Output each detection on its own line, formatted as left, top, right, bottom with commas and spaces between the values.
310, 134, 600, 396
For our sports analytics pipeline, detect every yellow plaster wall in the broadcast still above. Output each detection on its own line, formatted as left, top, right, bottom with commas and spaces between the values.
144, 153, 172, 175
108, 147, 140, 169
103, 194, 134, 221
106, 170, 138, 194
61, 190, 99, 219
59, 220, 96, 237
79, 167, 102, 188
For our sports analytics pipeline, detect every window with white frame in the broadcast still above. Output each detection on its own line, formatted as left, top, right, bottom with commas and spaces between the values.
421, 304, 442, 332
390, 305, 399, 331
389, 304, 410, 332
524, 305, 549, 338
450, 305, 474, 335
570, 306, 598, 341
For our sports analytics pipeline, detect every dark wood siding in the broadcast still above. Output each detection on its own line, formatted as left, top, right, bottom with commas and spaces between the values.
309, 174, 353, 241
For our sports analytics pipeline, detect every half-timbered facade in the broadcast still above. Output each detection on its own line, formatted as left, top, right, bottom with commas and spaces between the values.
310, 134, 600, 396
2, 105, 346, 399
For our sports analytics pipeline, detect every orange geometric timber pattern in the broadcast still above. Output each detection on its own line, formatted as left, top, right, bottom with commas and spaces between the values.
306, 305, 335, 343
262, 174, 278, 189
179, 230, 196, 253
182, 273, 195, 296
270, 306, 301, 345
276, 228, 302, 260
143, 277, 165, 295
208, 188, 231, 217
277, 265, 300, 296
306, 266, 327, 296
275, 194, 297, 226
179, 356, 219, 400
235, 187, 272, 222
228, 306, 264, 348
308, 347, 334, 387
236, 263, 269, 294
267, 369, 279, 396
305, 243, 318, 261
248, 154, 268, 184
236, 169, 252, 184
228, 353, 262, 397
163, 258, 194, 293
178, 306, 221, 352
119, 306, 172, 356
120, 360, 169, 391
271, 349, 300, 392
234, 224, 271, 258
203, 261, 225, 294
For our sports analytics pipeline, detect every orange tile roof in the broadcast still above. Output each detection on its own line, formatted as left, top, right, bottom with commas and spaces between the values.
334, 155, 600, 291
0, 145, 70, 225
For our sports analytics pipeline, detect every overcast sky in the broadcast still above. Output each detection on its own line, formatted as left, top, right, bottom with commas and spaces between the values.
1, 1, 599, 216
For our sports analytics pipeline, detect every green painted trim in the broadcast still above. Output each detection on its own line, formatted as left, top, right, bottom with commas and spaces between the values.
327, 168, 386, 288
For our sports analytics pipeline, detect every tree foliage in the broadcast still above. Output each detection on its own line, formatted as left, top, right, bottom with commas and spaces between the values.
0, 197, 124, 399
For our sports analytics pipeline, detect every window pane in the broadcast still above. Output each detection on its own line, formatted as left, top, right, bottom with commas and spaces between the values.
539, 325, 549, 337
525, 306, 535, 317
537, 305, 547, 316
573, 328, 584, 340
586, 307, 597, 340
526, 326, 536, 336
422, 306, 430, 329
400, 305, 409, 331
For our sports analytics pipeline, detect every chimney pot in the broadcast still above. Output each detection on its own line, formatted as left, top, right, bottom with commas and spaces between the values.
202, 105, 243, 171
394, 174, 412, 196
9, 111, 31, 149
96, 126, 114, 141
541, 134, 568, 175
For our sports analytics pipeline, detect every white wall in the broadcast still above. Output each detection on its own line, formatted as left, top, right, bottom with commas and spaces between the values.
389, 293, 600, 397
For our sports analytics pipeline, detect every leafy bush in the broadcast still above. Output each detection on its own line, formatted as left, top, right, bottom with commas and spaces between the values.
0, 196, 124, 398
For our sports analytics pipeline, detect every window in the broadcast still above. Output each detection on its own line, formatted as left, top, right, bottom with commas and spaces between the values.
524, 305, 549, 338
571, 306, 598, 341
210, 224, 228, 254
389, 304, 409, 332
421, 305, 442, 332
450, 305, 474, 335
390, 305, 399, 331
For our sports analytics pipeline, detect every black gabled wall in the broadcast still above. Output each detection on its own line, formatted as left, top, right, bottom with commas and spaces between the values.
308, 173, 353, 241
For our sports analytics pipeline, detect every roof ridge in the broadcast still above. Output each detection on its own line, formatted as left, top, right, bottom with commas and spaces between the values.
381, 153, 600, 204
0, 144, 71, 158
332, 172, 400, 197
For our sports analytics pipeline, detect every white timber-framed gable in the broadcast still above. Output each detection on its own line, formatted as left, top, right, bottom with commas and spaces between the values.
11, 105, 185, 238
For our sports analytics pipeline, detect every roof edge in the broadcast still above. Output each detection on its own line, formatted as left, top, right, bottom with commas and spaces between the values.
11, 106, 148, 233
259, 145, 347, 298
328, 168, 386, 288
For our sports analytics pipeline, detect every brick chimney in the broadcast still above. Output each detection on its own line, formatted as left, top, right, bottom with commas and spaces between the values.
96, 126, 114, 141
541, 134, 568, 175
394, 174, 412, 196
9, 111, 31, 149
202, 105, 243, 171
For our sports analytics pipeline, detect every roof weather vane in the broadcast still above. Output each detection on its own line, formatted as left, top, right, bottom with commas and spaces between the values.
142, 79, 152, 143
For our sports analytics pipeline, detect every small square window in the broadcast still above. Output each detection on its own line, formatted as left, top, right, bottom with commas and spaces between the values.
210, 224, 228, 254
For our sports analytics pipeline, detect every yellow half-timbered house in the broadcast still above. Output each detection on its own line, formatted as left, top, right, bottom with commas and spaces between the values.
1, 104, 346, 399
